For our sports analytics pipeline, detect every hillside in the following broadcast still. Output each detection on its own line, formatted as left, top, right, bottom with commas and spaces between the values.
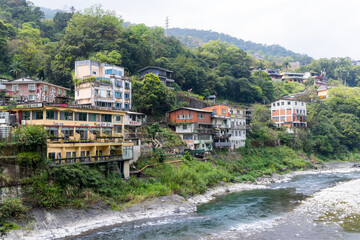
167, 28, 312, 65
40, 7, 63, 19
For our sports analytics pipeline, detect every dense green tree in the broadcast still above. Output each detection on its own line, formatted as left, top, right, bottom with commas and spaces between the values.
132, 73, 176, 116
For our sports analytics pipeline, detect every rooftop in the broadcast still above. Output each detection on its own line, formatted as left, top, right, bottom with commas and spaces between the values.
167, 107, 212, 114
137, 66, 173, 73
5, 78, 70, 90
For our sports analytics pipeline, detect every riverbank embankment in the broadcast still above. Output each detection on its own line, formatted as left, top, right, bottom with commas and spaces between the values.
5, 161, 359, 240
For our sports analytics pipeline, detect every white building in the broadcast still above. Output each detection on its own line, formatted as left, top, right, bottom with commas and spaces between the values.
228, 106, 247, 149
124, 112, 146, 163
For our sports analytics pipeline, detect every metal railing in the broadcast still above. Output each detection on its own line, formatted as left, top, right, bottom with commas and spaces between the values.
51, 154, 128, 166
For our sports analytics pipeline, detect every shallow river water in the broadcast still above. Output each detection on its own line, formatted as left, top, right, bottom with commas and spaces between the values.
70, 171, 360, 240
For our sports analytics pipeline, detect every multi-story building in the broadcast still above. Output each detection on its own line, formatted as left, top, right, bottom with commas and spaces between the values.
124, 112, 146, 162
264, 69, 282, 81
138, 66, 175, 90
228, 106, 247, 149
0, 103, 134, 178
317, 86, 335, 99
281, 72, 307, 84
74, 60, 132, 110
167, 107, 213, 152
202, 105, 231, 149
271, 99, 307, 128
5, 78, 70, 103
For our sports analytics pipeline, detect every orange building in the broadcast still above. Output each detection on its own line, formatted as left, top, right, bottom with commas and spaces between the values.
167, 108, 213, 151
202, 104, 229, 117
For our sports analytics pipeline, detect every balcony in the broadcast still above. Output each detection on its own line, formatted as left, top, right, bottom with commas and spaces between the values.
51, 154, 128, 166
125, 133, 141, 139
194, 128, 213, 134
213, 142, 232, 148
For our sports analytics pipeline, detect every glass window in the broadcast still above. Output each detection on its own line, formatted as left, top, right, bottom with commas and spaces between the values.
102, 128, 112, 136
43, 85, 48, 92
182, 134, 192, 140
125, 82, 130, 89
76, 127, 88, 139
29, 95, 35, 101
90, 128, 100, 136
114, 125, 122, 133
28, 84, 36, 91
48, 153, 55, 159
113, 115, 122, 123
183, 124, 187, 130
125, 93, 129, 99
88, 113, 100, 122
123, 146, 133, 159
107, 90, 111, 98
61, 127, 74, 138
51, 87, 55, 93
75, 112, 87, 121
32, 110, 43, 120
115, 91, 121, 98
58, 89, 62, 95
46, 110, 58, 120
60, 111, 73, 120
198, 114, 204, 119
46, 127, 59, 137
222, 109, 226, 114
12, 85, 18, 91
124, 104, 129, 109
101, 114, 112, 122
22, 111, 30, 120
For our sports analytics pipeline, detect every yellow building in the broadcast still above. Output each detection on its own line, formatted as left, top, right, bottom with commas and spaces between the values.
0, 103, 134, 178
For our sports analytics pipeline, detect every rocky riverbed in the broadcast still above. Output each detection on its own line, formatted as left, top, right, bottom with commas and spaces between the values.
4, 161, 360, 240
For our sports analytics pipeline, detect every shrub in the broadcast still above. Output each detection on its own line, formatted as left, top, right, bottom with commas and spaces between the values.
0, 198, 28, 220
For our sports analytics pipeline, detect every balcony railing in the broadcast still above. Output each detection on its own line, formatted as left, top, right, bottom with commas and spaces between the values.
51, 154, 129, 166
213, 142, 232, 148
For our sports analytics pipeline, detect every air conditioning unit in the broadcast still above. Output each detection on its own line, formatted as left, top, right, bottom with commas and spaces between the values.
97, 124, 101, 127
107, 122, 112, 127
85, 124, 89, 126
60, 123, 64, 126
102, 123, 106, 127
55, 122, 60, 125
21, 120, 26, 125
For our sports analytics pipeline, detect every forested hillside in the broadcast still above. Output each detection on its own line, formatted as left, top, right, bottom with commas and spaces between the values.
167, 28, 313, 65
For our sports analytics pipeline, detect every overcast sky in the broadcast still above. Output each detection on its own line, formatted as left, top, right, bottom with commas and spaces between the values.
31, 0, 360, 59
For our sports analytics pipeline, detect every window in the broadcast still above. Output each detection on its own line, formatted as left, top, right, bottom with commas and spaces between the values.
46, 110, 58, 120
28, 84, 35, 91
123, 146, 133, 159
177, 115, 182, 119
72, 152, 76, 158
115, 80, 122, 87
288, 102, 291, 105
95, 89, 99, 97
277, 102, 280, 106
60, 111, 73, 120
286, 108, 291, 111
272, 110, 275, 112
32, 110, 43, 120
48, 153, 55, 159
92, 71, 96, 75
212, 110, 217, 115
281, 102, 284, 105
76, 127, 88, 139
281, 116, 285, 121
77, 91, 79, 96
273, 103, 275, 107
302, 102, 304, 106
115, 91, 121, 98
46, 127, 59, 137
189, 114, 193, 119
295, 102, 297, 105
75, 112, 87, 121
43, 85, 48, 92
66, 152, 71, 158
22, 111, 30, 120
114, 125, 122, 133
107, 90, 111, 98
101, 114, 112, 122
296, 109, 299, 113
12, 85, 18, 91
182, 134, 192, 140
198, 114, 204, 119
61, 127, 74, 138
125, 82, 130, 89
90, 128, 100, 136
113, 115, 122, 123
88, 113, 100, 122
29, 95, 35, 101
124, 104, 129, 109
183, 124, 187, 130
125, 93, 129, 99
51, 87, 55, 93
222, 109, 226, 114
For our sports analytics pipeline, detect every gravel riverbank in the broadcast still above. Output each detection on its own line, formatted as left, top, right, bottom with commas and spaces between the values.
5, 161, 359, 240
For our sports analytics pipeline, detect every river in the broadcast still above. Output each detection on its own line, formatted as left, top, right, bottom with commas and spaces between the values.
70, 171, 360, 240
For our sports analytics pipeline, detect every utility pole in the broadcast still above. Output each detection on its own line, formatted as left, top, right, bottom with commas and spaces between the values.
165, 16, 169, 36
